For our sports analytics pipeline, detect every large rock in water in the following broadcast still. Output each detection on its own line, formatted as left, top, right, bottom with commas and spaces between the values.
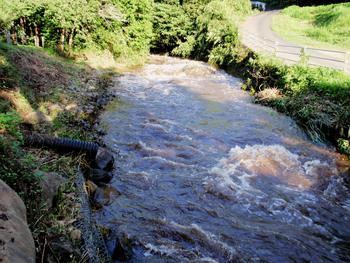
0, 179, 35, 263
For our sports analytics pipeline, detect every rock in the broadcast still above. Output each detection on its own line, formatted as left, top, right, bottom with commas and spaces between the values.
49, 237, 81, 262
40, 172, 67, 209
65, 103, 78, 111
93, 186, 121, 208
88, 148, 115, 184
90, 169, 113, 185
85, 180, 98, 196
70, 229, 82, 241
0, 179, 36, 263
23, 111, 52, 125
95, 147, 114, 171
111, 234, 133, 261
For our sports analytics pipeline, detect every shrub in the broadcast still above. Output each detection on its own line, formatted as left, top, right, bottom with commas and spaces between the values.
151, 3, 194, 54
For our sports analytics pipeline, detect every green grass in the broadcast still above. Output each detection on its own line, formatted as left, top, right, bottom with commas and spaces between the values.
272, 3, 350, 52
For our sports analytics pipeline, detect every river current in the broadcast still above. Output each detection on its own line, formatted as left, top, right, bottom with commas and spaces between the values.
96, 56, 350, 262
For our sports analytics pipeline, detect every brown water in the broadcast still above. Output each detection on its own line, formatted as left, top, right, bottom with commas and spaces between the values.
96, 56, 350, 262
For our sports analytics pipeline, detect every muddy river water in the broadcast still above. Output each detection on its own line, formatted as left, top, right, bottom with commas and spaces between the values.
96, 56, 350, 262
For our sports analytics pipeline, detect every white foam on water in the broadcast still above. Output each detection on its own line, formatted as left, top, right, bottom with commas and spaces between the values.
142, 156, 196, 168
202, 144, 344, 230
194, 257, 219, 263
169, 221, 237, 261
144, 243, 178, 257
205, 144, 338, 197
143, 122, 170, 133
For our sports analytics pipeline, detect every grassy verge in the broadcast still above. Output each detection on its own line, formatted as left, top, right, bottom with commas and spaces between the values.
224, 47, 350, 156
0, 43, 116, 261
150, 0, 350, 158
272, 3, 350, 52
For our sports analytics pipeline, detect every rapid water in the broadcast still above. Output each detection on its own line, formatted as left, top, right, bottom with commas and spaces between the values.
96, 56, 350, 262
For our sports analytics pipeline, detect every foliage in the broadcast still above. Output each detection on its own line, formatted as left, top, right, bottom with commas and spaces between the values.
152, 0, 252, 66
0, 111, 41, 195
236, 51, 350, 145
280, 3, 350, 48
263, 0, 349, 8
338, 138, 350, 156
151, 3, 194, 54
0, 111, 22, 139
0, 0, 153, 62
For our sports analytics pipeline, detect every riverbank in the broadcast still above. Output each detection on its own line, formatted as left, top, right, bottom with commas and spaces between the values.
95, 55, 350, 262
148, 1, 350, 156
0, 43, 117, 261
222, 45, 350, 157
272, 3, 350, 52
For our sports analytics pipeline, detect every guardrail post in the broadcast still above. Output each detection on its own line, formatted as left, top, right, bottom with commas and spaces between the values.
301, 47, 307, 64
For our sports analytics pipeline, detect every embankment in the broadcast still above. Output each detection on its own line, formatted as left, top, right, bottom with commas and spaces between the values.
0, 43, 117, 261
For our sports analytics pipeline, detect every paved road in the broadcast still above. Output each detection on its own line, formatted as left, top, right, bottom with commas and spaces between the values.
242, 10, 285, 46
240, 11, 349, 73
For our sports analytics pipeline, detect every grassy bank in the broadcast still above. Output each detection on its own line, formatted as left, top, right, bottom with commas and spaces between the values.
0, 1, 349, 260
150, 1, 350, 156
272, 3, 350, 51
225, 49, 350, 155
0, 43, 116, 261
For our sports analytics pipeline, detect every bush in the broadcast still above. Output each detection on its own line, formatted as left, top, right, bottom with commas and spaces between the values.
151, 3, 194, 54
239, 51, 350, 144
0, 111, 40, 192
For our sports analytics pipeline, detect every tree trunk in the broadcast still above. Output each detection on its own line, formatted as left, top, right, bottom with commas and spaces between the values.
34, 25, 40, 47
68, 28, 75, 51
57, 28, 65, 52
10, 29, 17, 45
19, 17, 27, 44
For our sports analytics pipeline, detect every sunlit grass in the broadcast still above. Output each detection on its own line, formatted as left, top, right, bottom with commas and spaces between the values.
272, 3, 350, 52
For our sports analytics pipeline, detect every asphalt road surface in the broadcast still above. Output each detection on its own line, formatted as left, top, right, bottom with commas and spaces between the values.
240, 11, 349, 73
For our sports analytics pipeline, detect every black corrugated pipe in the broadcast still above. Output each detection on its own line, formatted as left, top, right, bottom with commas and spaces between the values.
24, 132, 115, 184
24, 133, 99, 157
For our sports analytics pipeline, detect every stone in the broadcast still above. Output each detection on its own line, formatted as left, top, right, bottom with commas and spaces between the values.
70, 229, 82, 241
23, 111, 52, 124
95, 147, 114, 171
39, 172, 67, 209
93, 186, 120, 208
85, 180, 98, 196
0, 179, 36, 263
91, 169, 113, 185
49, 237, 81, 262
111, 234, 133, 261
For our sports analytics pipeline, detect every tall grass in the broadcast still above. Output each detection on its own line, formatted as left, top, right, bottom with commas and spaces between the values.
281, 3, 350, 47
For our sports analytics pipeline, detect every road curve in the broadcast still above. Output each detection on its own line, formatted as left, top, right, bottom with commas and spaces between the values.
241, 10, 289, 46
240, 11, 349, 73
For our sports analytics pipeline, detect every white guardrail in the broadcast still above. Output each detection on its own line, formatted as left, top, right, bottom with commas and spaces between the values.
241, 31, 350, 74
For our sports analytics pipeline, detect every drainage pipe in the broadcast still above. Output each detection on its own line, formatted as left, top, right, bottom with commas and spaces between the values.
24, 133, 99, 157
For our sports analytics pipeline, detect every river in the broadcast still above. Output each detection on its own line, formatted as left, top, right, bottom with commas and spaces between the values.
95, 56, 350, 262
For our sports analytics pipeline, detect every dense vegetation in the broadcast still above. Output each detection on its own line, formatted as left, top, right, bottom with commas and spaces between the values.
1, 0, 349, 168
0, 0, 153, 60
263, 0, 349, 8
235, 53, 350, 146
273, 3, 350, 51
152, 0, 251, 66
0, 0, 350, 260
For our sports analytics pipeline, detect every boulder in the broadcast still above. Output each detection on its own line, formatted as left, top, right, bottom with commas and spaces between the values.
40, 172, 67, 209
95, 147, 114, 171
0, 179, 36, 263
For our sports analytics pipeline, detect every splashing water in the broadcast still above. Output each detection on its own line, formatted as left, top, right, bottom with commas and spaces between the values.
96, 56, 350, 262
